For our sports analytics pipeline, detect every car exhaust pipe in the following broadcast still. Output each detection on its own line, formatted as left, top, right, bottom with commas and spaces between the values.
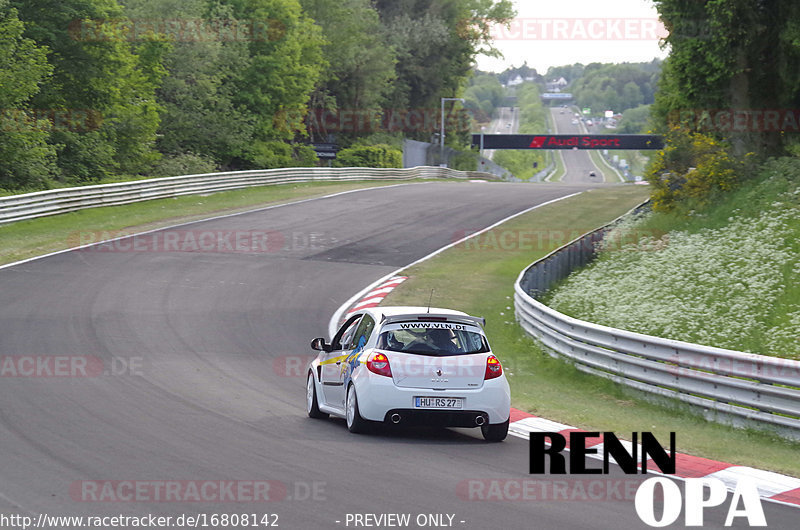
475, 415, 486, 426
391, 413, 402, 424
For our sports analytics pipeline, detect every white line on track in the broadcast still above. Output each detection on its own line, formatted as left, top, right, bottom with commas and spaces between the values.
328, 191, 582, 337
0, 182, 418, 272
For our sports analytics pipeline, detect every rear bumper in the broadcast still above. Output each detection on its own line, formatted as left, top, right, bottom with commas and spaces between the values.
352, 372, 510, 424
383, 409, 490, 428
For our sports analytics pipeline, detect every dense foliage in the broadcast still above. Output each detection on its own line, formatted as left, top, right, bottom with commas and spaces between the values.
653, 0, 800, 158
569, 61, 660, 115
646, 0, 800, 210
0, 0, 513, 191
463, 73, 505, 123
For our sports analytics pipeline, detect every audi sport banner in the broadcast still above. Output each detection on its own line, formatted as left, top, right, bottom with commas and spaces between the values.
473, 134, 664, 150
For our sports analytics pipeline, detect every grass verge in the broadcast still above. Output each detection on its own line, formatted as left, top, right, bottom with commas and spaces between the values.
381, 184, 800, 478
0, 180, 413, 266
546, 162, 800, 359
545, 150, 567, 182
588, 149, 623, 183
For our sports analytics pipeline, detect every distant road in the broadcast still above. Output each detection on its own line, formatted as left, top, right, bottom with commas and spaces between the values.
483, 105, 605, 183
549, 107, 604, 183
482, 106, 519, 160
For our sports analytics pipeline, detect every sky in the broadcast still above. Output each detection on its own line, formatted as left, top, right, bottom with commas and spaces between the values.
475, 0, 669, 75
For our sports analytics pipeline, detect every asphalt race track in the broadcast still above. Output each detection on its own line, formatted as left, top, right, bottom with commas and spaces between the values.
549, 108, 606, 183
0, 182, 795, 529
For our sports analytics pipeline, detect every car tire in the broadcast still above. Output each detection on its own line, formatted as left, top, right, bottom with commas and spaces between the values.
307, 372, 328, 419
481, 418, 509, 442
346, 384, 368, 434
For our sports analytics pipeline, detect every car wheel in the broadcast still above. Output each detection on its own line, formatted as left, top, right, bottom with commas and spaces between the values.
481, 418, 509, 442
307, 372, 328, 419
345, 384, 368, 434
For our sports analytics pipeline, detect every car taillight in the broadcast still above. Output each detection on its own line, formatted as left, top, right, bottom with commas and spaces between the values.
484, 355, 502, 380
367, 352, 392, 377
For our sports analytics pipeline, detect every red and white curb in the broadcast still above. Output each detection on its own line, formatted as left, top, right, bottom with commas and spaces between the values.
326, 191, 800, 510
335, 277, 800, 508
342, 275, 408, 320
508, 408, 800, 508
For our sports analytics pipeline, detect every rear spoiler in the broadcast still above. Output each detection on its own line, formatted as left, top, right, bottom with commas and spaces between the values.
380, 313, 486, 328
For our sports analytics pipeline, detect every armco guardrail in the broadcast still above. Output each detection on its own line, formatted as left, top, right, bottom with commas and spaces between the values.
0, 166, 496, 225
514, 213, 800, 440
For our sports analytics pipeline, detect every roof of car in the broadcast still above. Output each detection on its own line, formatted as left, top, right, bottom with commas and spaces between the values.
358, 306, 485, 328
367, 306, 470, 318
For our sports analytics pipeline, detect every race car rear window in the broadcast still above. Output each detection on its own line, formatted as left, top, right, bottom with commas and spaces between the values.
375, 322, 489, 356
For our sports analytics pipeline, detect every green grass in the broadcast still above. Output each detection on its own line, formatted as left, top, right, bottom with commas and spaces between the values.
0, 179, 413, 266
545, 150, 567, 182
588, 149, 624, 182
381, 184, 800, 478
619, 149, 651, 177
543, 110, 567, 182
546, 162, 800, 359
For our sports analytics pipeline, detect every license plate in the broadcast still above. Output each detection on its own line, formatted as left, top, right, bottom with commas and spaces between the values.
414, 397, 463, 409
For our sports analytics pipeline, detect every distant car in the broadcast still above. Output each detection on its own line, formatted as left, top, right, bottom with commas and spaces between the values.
586, 120, 593, 126
589, 171, 597, 177
306, 306, 511, 441
571, 119, 578, 125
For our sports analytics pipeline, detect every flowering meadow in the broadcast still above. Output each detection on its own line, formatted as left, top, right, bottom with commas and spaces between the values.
546, 168, 800, 359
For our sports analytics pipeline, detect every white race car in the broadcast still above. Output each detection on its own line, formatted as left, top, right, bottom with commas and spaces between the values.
306, 306, 511, 441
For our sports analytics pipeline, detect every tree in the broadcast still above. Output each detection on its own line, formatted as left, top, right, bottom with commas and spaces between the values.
123, 0, 254, 169
492, 83, 547, 178
496, 62, 541, 86
0, 0, 56, 190
621, 82, 644, 110
212, 0, 324, 167
464, 72, 505, 122
571, 62, 660, 114
301, 0, 396, 144
653, 0, 800, 156
619, 105, 651, 134
11, 0, 165, 181
544, 63, 585, 84
374, 0, 514, 140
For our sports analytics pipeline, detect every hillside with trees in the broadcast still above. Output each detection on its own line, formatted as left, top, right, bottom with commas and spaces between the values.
0, 0, 513, 191
570, 61, 660, 115
648, 0, 800, 210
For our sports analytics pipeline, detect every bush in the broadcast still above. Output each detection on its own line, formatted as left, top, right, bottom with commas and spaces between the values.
334, 144, 401, 168
646, 126, 754, 212
150, 152, 218, 177
0, 128, 57, 191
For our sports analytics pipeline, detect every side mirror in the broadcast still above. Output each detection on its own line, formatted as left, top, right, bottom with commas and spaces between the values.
310, 337, 330, 351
